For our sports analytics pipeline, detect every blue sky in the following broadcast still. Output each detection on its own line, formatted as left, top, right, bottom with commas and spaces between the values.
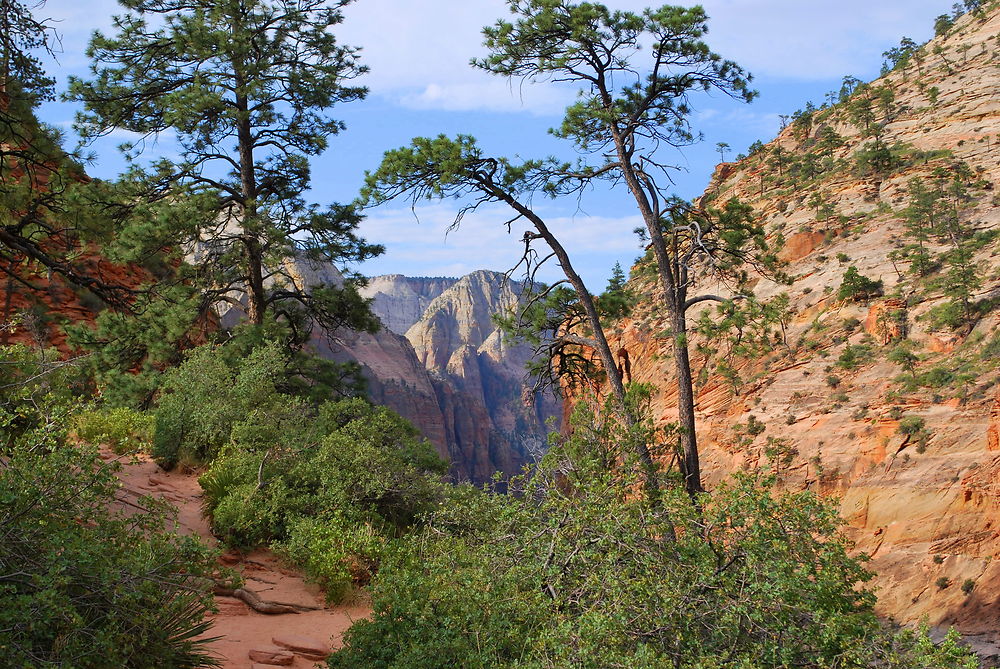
35, 0, 952, 288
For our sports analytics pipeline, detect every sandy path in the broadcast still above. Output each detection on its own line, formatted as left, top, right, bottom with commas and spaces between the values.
107, 450, 370, 668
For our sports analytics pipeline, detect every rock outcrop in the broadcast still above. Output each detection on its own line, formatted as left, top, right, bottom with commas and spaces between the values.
360, 275, 457, 335
326, 270, 559, 483
592, 6, 1000, 642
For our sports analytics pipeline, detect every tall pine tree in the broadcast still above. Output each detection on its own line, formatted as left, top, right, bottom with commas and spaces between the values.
67, 0, 382, 401
68, 0, 381, 337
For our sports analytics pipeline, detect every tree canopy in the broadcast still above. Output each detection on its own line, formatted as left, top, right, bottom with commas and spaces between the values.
66, 0, 381, 399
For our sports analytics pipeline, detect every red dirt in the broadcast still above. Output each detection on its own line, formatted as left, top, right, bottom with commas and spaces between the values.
107, 450, 370, 669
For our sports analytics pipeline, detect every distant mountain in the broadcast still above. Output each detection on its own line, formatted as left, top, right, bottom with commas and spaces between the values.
360, 274, 457, 335
342, 270, 560, 483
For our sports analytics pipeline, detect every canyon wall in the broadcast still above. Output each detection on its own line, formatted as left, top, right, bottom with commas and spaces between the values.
341, 270, 560, 483
599, 6, 1000, 645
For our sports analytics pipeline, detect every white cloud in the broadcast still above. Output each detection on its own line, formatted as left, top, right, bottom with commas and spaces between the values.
356, 202, 643, 286
337, 0, 948, 112
42, 0, 949, 112
397, 81, 574, 115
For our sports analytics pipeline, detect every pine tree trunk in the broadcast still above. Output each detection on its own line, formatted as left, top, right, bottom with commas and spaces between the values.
234, 78, 266, 326
672, 308, 703, 498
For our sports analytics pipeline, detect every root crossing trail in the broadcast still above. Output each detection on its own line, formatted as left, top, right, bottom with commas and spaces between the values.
107, 449, 370, 669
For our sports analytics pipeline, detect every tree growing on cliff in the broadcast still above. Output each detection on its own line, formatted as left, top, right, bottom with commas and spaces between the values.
67, 0, 382, 373
365, 1, 781, 498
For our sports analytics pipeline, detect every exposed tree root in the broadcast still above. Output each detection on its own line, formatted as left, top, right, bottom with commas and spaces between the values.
212, 585, 321, 615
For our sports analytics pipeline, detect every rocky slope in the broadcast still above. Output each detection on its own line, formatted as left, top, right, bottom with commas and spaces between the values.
600, 5, 1000, 647
361, 274, 457, 335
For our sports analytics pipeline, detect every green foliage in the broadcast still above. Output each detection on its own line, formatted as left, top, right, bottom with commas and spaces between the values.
278, 514, 389, 602
935, 14, 955, 36
75, 406, 155, 454
882, 37, 920, 75
598, 261, 636, 325
838, 266, 884, 303
330, 399, 979, 669
0, 345, 219, 667
899, 168, 987, 331
898, 415, 927, 436
0, 0, 58, 102
152, 343, 298, 468
926, 301, 966, 330
837, 344, 874, 371
173, 340, 450, 599
66, 0, 382, 387
693, 293, 791, 394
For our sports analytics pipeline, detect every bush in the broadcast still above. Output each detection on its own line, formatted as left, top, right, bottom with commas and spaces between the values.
199, 395, 447, 600
75, 406, 155, 454
898, 415, 927, 436
837, 344, 873, 371
961, 579, 976, 595
330, 399, 980, 669
926, 301, 966, 331
0, 346, 219, 667
837, 266, 883, 303
152, 343, 298, 468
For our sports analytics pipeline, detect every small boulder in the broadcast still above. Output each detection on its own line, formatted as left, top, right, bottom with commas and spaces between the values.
271, 633, 332, 660
248, 645, 295, 665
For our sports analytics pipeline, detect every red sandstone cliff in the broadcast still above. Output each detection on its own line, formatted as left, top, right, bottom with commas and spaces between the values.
598, 6, 1000, 647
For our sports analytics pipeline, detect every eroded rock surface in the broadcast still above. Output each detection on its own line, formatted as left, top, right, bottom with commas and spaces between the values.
592, 6, 1000, 640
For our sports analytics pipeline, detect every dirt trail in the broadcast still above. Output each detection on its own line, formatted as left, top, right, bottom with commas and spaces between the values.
107, 450, 370, 669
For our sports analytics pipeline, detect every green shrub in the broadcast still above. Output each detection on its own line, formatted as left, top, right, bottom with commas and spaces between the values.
199, 394, 447, 600
917, 366, 955, 388
0, 346, 219, 667
926, 301, 965, 330
837, 344, 873, 371
961, 579, 976, 595
936, 577, 952, 590
898, 415, 927, 436
837, 266, 883, 303
331, 399, 980, 669
75, 407, 155, 454
152, 343, 293, 468
278, 514, 389, 602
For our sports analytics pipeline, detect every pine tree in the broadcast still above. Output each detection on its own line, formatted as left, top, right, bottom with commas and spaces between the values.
68, 0, 381, 339
365, 2, 781, 499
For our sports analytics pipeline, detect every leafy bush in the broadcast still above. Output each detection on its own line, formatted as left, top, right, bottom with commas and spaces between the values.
837, 266, 883, 302
0, 346, 219, 667
926, 301, 966, 331
330, 399, 980, 669
278, 514, 389, 602
837, 344, 873, 371
198, 388, 447, 599
152, 343, 302, 468
898, 415, 927, 436
75, 406, 155, 454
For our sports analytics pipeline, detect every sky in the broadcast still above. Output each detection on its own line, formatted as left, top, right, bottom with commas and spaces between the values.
33, 0, 953, 288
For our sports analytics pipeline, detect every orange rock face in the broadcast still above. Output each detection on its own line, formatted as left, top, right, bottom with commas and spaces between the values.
580, 6, 1000, 642
988, 391, 1000, 452
864, 299, 907, 345
778, 230, 827, 263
